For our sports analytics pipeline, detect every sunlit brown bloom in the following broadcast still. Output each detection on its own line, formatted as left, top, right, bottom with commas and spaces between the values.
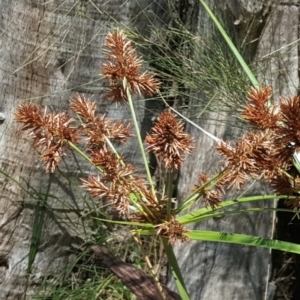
81, 175, 109, 198
193, 173, 222, 209
40, 144, 63, 173
91, 148, 137, 181
91, 147, 119, 172
155, 217, 189, 244
270, 172, 300, 210
15, 104, 78, 172
242, 86, 279, 129
82, 147, 148, 216
101, 29, 160, 104
145, 109, 194, 169
273, 96, 300, 160
70, 94, 96, 122
81, 173, 142, 216
203, 191, 222, 209
14, 104, 45, 130
216, 131, 277, 189
269, 172, 300, 196
70, 94, 133, 148
82, 174, 134, 215
84, 116, 132, 148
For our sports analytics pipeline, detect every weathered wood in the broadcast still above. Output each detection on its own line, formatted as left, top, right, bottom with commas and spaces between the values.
91, 245, 181, 300
0, 1, 152, 298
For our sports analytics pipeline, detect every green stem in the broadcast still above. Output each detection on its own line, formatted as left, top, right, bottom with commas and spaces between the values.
166, 171, 174, 218
105, 136, 121, 160
177, 169, 227, 213
161, 237, 190, 299
68, 141, 103, 173
198, 0, 259, 88
124, 78, 155, 195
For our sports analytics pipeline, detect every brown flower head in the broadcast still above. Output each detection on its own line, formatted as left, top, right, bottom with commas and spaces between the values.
91, 148, 137, 181
81, 175, 109, 199
14, 104, 45, 131
274, 96, 300, 159
101, 29, 160, 104
70, 94, 96, 123
82, 147, 148, 216
269, 171, 300, 196
203, 191, 222, 209
216, 130, 277, 189
70, 94, 133, 148
15, 104, 78, 172
193, 173, 222, 209
145, 109, 194, 169
155, 217, 189, 245
242, 86, 279, 129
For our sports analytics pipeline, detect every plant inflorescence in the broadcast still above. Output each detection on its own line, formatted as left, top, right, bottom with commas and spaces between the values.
15, 29, 300, 299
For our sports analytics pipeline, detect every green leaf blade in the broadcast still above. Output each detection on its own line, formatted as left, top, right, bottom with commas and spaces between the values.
187, 230, 300, 254
177, 195, 293, 225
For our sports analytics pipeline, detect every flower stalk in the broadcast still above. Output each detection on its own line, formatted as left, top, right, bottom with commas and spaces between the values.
124, 78, 155, 195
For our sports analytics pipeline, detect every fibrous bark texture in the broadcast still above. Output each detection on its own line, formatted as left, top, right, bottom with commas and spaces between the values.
0, 0, 147, 298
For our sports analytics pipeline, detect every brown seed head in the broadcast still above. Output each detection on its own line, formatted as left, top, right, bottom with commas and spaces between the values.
242, 86, 279, 129
145, 110, 194, 170
155, 217, 189, 245
101, 29, 160, 104
15, 104, 78, 172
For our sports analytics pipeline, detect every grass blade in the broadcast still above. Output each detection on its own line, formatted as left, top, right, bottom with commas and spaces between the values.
176, 195, 292, 225
162, 237, 190, 300
198, 0, 259, 88
187, 230, 300, 254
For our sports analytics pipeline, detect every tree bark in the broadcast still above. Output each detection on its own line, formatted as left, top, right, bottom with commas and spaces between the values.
0, 1, 148, 298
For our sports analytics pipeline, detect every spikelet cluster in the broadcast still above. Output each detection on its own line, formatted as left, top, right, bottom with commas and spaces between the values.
210, 87, 300, 209
16, 29, 300, 242
101, 30, 160, 104
15, 30, 193, 244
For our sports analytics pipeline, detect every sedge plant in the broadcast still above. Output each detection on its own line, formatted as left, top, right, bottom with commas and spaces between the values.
14, 29, 300, 299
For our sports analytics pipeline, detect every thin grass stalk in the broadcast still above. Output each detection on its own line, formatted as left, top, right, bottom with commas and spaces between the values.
133, 234, 167, 300
68, 141, 103, 173
24, 177, 51, 299
124, 78, 155, 195
198, 0, 259, 88
166, 171, 174, 218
